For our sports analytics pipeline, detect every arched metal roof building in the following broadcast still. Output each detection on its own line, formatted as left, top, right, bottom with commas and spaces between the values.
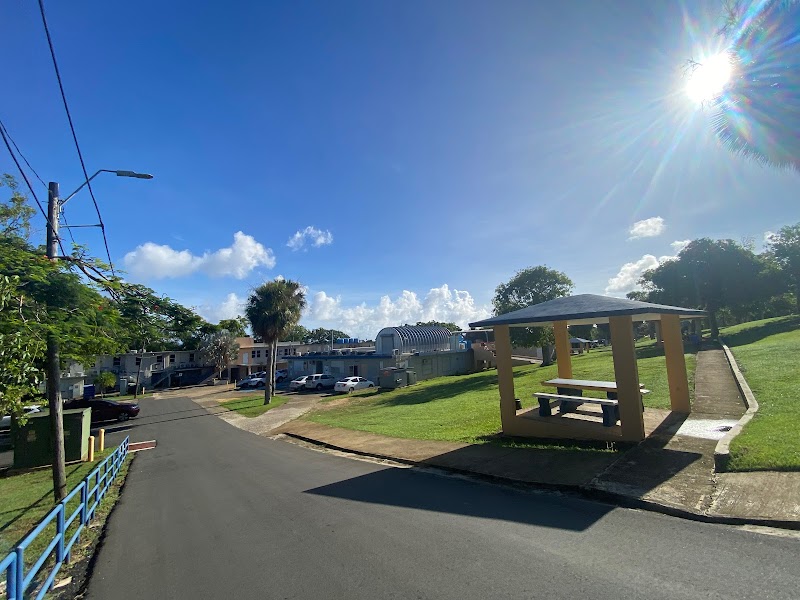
375, 326, 452, 355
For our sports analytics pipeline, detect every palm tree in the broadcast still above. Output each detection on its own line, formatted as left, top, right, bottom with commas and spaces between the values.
244, 280, 306, 404
712, 0, 800, 170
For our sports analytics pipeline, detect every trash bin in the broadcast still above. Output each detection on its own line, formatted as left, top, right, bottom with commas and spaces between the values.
379, 367, 406, 389
12, 408, 91, 469
83, 384, 96, 400
405, 370, 418, 386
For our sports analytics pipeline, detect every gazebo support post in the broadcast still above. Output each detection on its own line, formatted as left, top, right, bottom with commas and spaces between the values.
661, 313, 691, 413
609, 315, 645, 441
553, 321, 572, 378
494, 324, 517, 430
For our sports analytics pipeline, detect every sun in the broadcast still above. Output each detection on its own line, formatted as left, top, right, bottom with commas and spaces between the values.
686, 52, 733, 103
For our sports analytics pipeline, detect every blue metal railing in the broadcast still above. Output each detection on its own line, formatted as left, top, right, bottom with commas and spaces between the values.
1, 436, 129, 600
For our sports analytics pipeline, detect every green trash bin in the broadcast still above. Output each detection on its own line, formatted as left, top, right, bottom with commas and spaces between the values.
12, 408, 91, 469
405, 370, 418, 386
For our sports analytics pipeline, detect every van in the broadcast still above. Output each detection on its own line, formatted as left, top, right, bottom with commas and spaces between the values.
304, 374, 336, 391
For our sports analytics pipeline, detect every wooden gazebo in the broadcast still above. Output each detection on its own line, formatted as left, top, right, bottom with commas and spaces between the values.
469, 294, 705, 442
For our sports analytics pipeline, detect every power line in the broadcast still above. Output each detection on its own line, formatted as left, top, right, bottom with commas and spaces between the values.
0, 118, 78, 247
0, 119, 67, 256
37, 0, 115, 275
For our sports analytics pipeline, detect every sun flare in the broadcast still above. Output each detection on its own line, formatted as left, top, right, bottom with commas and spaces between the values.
686, 52, 733, 103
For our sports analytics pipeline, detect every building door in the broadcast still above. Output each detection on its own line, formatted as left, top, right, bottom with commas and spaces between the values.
316, 361, 323, 374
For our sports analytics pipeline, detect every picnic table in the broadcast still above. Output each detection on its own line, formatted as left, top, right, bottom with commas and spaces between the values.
534, 378, 649, 427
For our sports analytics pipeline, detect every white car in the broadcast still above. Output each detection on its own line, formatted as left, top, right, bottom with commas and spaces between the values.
0, 405, 42, 430
304, 374, 337, 391
289, 376, 309, 391
334, 377, 375, 394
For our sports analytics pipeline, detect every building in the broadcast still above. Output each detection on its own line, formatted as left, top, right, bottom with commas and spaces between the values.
92, 350, 215, 390
230, 337, 373, 381
285, 325, 474, 383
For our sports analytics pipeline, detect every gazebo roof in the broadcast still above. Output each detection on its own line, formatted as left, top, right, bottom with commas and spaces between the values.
469, 294, 705, 328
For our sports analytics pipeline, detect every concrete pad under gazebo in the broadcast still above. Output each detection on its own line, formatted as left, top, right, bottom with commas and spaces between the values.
469, 294, 705, 443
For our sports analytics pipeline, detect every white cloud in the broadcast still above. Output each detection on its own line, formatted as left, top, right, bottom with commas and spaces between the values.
605, 255, 660, 296
123, 232, 275, 280
629, 217, 665, 240
605, 243, 684, 296
197, 293, 245, 324
670, 239, 691, 253
303, 284, 491, 339
287, 226, 334, 251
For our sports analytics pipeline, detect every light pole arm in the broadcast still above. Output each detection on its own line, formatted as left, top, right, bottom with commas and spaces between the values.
60, 169, 112, 206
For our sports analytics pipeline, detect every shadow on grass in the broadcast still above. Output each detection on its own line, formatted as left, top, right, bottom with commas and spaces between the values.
722, 316, 800, 348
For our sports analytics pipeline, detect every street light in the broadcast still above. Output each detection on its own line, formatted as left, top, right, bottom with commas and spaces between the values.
61, 169, 154, 205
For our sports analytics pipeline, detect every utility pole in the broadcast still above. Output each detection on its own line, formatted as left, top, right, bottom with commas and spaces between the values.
46, 182, 67, 502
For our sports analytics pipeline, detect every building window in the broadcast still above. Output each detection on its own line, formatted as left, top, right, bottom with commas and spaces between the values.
170, 354, 176, 364
284, 348, 289, 356
189, 353, 195, 362
251, 350, 256, 358
256, 350, 261, 358
157, 355, 164, 363
113, 356, 120, 367
135, 357, 141, 366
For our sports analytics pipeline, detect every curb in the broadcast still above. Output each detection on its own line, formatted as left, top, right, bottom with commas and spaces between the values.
714, 343, 760, 472
280, 431, 800, 531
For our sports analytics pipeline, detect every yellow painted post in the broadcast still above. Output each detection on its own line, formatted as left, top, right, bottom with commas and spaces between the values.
553, 321, 572, 378
493, 325, 517, 431
88, 436, 95, 462
661, 314, 691, 413
609, 315, 645, 441
98, 428, 105, 452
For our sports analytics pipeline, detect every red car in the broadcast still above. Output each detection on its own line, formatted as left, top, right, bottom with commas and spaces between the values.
64, 398, 140, 423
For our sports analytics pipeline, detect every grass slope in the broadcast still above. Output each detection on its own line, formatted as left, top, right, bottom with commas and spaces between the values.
722, 315, 800, 471
0, 448, 131, 561
306, 342, 696, 450
220, 394, 288, 417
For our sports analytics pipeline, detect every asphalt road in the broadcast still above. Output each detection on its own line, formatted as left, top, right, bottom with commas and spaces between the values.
88, 395, 799, 600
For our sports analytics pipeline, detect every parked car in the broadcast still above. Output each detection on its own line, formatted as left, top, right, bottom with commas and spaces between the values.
276, 369, 288, 383
334, 377, 375, 394
63, 398, 140, 423
289, 376, 309, 391
235, 377, 258, 389
304, 374, 337, 391
0, 405, 42, 430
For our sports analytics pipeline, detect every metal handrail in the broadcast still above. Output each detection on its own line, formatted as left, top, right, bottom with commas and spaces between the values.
1, 436, 129, 599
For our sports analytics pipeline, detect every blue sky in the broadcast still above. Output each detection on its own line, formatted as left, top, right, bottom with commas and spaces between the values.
2, 0, 796, 338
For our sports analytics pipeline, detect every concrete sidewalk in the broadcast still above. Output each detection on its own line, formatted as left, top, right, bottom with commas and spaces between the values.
273, 348, 800, 528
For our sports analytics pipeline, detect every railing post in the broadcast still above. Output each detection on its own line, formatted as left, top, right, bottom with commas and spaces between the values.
56, 504, 65, 564
15, 547, 24, 600
81, 481, 88, 525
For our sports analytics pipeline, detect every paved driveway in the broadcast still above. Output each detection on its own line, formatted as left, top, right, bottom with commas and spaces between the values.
88, 395, 800, 599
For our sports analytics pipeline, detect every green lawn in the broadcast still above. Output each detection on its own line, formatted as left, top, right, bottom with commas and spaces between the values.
305, 341, 696, 450
0, 448, 131, 563
722, 315, 800, 471
220, 394, 288, 417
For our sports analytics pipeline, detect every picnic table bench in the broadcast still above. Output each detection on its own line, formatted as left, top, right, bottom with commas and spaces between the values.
533, 378, 650, 427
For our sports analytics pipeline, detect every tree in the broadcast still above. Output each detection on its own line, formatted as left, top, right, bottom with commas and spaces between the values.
640, 238, 768, 338
94, 371, 117, 398
767, 223, 800, 313
281, 324, 310, 343
304, 327, 350, 345
0, 174, 36, 239
414, 320, 460, 332
0, 275, 44, 424
710, 0, 800, 169
245, 280, 307, 404
217, 317, 248, 338
492, 266, 573, 363
198, 330, 240, 380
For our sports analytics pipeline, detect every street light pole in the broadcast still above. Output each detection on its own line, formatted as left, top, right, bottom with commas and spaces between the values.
46, 182, 67, 502
44, 169, 152, 502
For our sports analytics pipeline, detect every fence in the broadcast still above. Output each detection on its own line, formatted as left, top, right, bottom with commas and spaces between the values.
1, 436, 129, 600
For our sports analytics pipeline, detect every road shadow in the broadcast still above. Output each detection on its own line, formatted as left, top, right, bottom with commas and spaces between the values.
304, 465, 612, 532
